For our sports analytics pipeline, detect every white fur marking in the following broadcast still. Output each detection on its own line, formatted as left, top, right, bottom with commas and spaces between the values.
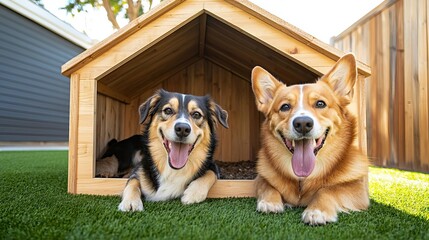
118, 184, 144, 212
118, 198, 143, 212
178, 94, 190, 120
176, 117, 191, 125
145, 167, 189, 202
289, 85, 323, 138
132, 150, 142, 165
182, 94, 186, 105
293, 85, 313, 117
256, 199, 285, 213
297, 85, 304, 113
181, 180, 209, 204
302, 209, 338, 225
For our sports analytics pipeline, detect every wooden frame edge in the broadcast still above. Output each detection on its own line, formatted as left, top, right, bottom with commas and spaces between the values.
208, 179, 255, 198
97, 82, 131, 104
73, 179, 256, 198
68, 73, 80, 194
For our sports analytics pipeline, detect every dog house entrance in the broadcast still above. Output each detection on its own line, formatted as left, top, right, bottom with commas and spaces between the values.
93, 14, 319, 180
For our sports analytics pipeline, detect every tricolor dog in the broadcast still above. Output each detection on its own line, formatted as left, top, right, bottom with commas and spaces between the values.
251, 53, 369, 225
118, 89, 228, 211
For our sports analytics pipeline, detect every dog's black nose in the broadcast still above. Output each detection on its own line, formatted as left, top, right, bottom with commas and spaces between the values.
293, 116, 314, 135
175, 122, 191, 138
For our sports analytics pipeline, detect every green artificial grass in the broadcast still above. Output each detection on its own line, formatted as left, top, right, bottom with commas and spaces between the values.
0, 151, 428, 239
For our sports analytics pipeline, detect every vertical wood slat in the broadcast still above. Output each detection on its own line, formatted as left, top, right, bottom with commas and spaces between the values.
388, 4, 397, 167
403, 0, 417, 169
96, 94, 128, 159
368, 17, 378, 165
375, 13, 383, 166
68, 73, 80, 194
215, 63, 233, 161
357, 75, 368, 155
418, 0, 429, 171
394, 0, 406, 169
96, 94, 105, 159
424, 0, 429, 172
382, 8, 391, 166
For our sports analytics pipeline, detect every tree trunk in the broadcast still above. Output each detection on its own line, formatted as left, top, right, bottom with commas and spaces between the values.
127, 0, 142, 21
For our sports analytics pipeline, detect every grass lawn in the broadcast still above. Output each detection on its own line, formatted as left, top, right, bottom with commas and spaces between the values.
0, 151, 428, 239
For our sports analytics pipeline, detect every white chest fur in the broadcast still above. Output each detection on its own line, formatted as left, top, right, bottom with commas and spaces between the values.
144, 167, 190, 202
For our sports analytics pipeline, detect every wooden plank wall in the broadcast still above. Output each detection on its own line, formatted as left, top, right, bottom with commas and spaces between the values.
332, 0, 429, 172
96, 59, 261, 162
95, 95, 127, 158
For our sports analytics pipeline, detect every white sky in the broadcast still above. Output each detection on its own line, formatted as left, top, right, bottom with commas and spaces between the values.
42, 0, 384, 44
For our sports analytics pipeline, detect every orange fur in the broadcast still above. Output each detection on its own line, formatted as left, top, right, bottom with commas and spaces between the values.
252, 54, 369, 225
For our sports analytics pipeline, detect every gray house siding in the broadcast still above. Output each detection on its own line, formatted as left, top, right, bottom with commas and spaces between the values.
0, 5, 84, 142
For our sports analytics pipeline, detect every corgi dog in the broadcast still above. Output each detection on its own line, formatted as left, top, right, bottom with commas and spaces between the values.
251, 53, 369, 225
118, 89, 228, 211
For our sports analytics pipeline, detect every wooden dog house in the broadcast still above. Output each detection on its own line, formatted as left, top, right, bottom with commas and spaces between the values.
61, 0, 371, 197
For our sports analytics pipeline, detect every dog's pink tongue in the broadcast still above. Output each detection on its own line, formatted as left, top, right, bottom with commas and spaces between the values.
291, 139, 316, 177
169, 142, 192, 169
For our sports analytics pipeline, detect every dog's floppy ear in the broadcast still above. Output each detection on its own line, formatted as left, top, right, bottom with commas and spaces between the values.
251, 66, 283, 114
211, 102, 229, 129
101, 139, 117, 158
107, 139, 118, 147
139, 90, 162, 124
101, 149, 113, 158
320, 53, 357, 104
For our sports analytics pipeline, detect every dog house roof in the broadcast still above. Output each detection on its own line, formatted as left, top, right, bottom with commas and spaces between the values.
61, 0, 370, 100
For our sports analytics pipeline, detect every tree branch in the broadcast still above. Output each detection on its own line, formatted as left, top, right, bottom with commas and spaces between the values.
102, 0, 120, 29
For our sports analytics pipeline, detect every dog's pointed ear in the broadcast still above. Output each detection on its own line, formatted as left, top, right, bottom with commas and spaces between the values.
139, 90, 162, 124
320, 53, 357, 104
251, 66, 283, 114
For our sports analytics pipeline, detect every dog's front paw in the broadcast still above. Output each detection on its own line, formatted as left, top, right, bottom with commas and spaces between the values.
257, 199, 285, 213
302, 209, 337, 225
181, 186, 207, 204
118, 198, 144, 212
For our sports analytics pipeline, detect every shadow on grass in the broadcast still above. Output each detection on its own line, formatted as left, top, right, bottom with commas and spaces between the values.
337, 199, 429, 239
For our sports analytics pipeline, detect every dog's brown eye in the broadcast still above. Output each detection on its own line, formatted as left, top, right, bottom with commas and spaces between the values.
163, 108, 173, 115
280, 104, 291, 112
191, 112, 202, 119
315, 100, 326, 108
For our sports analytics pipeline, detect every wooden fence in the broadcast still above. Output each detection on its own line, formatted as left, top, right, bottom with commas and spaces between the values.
332, 0, 429, 172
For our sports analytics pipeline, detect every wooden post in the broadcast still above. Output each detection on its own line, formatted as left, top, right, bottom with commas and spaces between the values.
68, 73, 80, 194
75, 79, 97, 193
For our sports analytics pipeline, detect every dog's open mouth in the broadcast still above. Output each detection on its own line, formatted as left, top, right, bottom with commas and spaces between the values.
279, 128, 330, 178
161, 131, 198, 170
